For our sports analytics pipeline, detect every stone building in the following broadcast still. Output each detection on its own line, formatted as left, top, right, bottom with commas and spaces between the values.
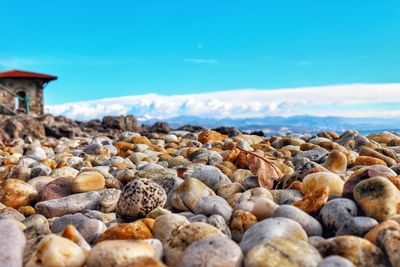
0, 70, 57, 115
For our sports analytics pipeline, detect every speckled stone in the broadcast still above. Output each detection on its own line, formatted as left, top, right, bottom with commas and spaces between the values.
134, 169, 182, 207
117, 178, 167, 219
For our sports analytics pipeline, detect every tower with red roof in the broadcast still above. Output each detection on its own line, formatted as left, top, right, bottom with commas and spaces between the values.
0, 70, 57, 115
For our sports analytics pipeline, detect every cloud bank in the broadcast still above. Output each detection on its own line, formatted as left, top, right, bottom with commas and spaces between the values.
46, 83, 400, 121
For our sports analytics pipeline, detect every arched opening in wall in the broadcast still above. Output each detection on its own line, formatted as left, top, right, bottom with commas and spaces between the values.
15, 91, 27, 113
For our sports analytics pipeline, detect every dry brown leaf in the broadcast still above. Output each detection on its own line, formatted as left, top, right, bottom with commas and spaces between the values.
238, 148, 284, 189
236, 150, 249, 169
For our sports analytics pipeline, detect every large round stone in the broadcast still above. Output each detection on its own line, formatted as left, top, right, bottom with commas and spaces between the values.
245, 237, 322, 267
302, 172, 344, 196
86, 240, 156, 267
319, 198, 358, 233
314, 235, 388, 267
153, 214, 189, 243
25, 234, 85, 267
71, 171, 105, 193
353, 176, 400, 222
272, 205, 323, 236
324, 150, 347, 173
117, 178, 167, 218
376, 226, 400, 267
240, 217, 308, 254
98, 219, 154, 241
194, 195, 233, 221
164, 222, 224, 266
180, 237, 243, 267
0, 219, 26, 267
0, 179, 37, 209
171, 178, 214, 212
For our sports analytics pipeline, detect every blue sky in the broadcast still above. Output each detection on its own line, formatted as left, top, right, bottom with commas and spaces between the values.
0, 0, 399, 106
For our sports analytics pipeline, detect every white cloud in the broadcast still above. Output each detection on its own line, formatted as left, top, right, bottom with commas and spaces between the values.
46, 83, 400, 121
184, 58, 219, 64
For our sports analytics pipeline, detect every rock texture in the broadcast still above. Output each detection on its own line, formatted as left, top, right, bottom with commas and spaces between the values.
0, 119, 400, 267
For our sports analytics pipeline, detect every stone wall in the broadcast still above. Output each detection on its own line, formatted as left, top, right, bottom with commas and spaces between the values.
0, 78, 44, 115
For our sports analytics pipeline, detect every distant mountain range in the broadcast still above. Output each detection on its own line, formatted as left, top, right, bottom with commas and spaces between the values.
47, 84, 400, 122
46, 84, 400, 135
142, 115, 400, 135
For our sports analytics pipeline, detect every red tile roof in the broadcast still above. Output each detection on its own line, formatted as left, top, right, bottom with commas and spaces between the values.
0, 69, 57, 81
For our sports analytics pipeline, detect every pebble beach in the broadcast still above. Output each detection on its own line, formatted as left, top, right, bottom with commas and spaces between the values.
1, 123, 400, 267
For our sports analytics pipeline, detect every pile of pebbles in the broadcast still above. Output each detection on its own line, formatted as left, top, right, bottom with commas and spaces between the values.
0, 128, 400, 266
